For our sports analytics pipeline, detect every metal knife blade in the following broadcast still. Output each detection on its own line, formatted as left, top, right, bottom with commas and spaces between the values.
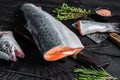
87, 33, 108, 43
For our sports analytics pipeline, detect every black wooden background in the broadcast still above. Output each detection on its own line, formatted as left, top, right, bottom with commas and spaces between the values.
0, 0, 120, 80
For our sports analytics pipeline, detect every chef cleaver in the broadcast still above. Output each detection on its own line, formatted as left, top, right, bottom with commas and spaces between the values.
87, 32, 120, 46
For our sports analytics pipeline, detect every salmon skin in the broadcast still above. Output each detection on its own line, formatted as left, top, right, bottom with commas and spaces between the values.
21, 3, 84, 61
0, 31, 25, 61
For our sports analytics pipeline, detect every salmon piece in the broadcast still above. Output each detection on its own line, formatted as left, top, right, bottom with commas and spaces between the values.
21, 3, 84, 61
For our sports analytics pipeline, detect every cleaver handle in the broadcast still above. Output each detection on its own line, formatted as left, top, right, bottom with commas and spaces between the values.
76, 52, 109, 69
109, 33, 120, 46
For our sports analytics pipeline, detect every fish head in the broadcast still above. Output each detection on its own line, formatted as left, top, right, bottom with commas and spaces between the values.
0, 31, 25, 61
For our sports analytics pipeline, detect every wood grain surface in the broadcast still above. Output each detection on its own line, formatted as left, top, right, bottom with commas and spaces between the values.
0, 0, 120, 80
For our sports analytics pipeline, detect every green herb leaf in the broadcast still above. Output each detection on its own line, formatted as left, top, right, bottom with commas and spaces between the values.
73, 67, 117, 80
53, 3, 95, 20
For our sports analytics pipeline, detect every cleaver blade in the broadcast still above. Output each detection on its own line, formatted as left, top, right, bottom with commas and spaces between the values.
87, 33, 108, 44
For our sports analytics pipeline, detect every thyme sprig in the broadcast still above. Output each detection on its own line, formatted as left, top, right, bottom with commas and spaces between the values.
53, 3, 94, 20
73, 67, 117, 80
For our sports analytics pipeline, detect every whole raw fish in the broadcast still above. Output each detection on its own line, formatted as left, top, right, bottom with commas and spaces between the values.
21, 3, 84, 61
0, 31, 25, 61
